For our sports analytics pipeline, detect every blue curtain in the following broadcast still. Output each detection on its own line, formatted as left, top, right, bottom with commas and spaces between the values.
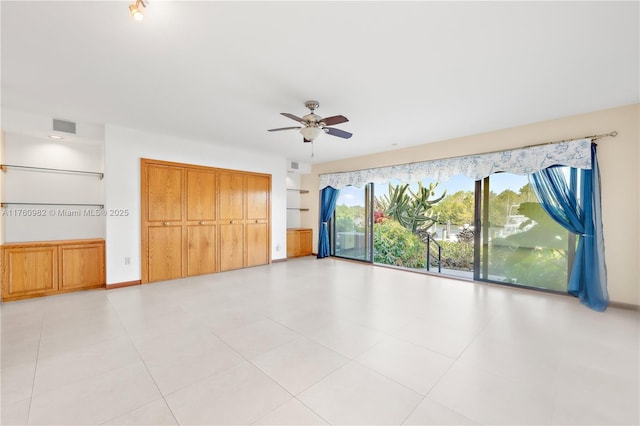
317, 186, 339, 258
529, 144, 608, 311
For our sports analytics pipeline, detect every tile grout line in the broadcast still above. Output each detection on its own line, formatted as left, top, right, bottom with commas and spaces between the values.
396, 311, 497, 426
102, 292, 181, 426
191, 309, 335, 425
25, 303, 47, 425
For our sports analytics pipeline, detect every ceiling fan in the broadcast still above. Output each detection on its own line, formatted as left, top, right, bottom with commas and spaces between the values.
268, 100, 353, 143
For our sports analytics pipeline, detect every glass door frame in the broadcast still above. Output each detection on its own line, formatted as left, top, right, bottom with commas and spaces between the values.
329, 183, 374, 263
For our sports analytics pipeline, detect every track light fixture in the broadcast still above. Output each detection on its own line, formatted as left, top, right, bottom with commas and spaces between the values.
129, 0, 148, 21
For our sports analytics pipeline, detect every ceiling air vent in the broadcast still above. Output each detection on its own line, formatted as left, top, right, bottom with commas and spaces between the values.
290, 161, 299, 170
52, 119, 76, 134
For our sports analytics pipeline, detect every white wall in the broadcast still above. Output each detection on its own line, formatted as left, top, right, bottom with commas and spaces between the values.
105, 124, 288, 285
2, 132, 105, 242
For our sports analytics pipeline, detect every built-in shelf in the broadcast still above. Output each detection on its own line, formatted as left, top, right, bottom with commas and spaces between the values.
287, 188, 309, 215
0, 164, 104, 179
1, 202, 105, 208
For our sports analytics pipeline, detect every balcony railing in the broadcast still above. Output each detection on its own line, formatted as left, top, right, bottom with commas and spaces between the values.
426, 233, 442, 273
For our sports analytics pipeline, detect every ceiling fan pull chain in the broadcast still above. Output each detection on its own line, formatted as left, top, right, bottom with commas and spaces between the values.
311, 141, 314, 158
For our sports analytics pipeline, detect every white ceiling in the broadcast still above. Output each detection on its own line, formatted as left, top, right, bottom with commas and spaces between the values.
2, 1, 638, 164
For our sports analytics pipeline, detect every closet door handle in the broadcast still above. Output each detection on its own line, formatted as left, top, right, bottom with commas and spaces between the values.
255, 220, 259, 223
199, 221, 205, 225
163, 222, 169, 226
230, 220, 236, 224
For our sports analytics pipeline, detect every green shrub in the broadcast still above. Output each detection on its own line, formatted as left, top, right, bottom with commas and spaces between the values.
437, 240, 474, 271
489, 244, 567, 291
373, 219, 427, 268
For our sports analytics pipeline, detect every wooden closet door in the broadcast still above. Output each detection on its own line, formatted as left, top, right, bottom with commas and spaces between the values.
186, 169, 217, 276
143, 163, 184, 282
245, 174, 270, 267
218, 172, 245, 271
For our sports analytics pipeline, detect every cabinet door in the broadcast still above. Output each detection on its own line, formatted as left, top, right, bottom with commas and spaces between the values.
59, 244, 105, 290
219, 224, 244, 271
286, 230, 298, 258
3, 246, 58, 299
146, 164, 183, 222
299, 229, 312, 256
148, 225, 183, 281
187, 225, 217, 276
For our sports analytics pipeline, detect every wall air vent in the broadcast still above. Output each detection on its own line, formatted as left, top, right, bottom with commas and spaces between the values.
52, 119, 76, 134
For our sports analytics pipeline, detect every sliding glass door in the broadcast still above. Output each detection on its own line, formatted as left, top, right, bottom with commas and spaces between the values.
328, 173, 572, 293
476, 173, 570, 292
331, 184, 373, 262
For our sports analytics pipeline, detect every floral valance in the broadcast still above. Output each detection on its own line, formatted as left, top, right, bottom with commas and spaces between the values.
319, 138, 592, 189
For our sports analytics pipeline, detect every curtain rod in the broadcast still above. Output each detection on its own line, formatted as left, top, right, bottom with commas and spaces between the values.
523, 131, 617, 149
319, 131, 618, 177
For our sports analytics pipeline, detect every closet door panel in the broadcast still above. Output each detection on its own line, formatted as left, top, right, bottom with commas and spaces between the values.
187, 169, 216, 221
146, 165, 183, 222
218, 173, 244, 221
246, 222, 269, 267
187, 225, 217, 276
246, 175, 270, 220
219, 224, 244, 271
148, 225, 183, 282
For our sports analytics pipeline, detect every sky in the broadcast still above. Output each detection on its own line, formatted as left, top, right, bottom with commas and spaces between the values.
337, 174, 530, 207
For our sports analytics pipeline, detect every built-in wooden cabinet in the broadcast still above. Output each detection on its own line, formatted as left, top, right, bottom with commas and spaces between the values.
141, 159, 271, 283
1, 239, 105, 301
287, 228, 313, 258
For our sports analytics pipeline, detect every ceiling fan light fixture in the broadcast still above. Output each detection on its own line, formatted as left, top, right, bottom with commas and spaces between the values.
300, 126, 323, 141
129, 0, 147, 21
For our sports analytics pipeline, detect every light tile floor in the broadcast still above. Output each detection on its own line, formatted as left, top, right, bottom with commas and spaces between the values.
1, 257, 638, 425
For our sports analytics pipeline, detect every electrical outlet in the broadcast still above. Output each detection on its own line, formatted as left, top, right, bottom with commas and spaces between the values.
124, 257, 131, 265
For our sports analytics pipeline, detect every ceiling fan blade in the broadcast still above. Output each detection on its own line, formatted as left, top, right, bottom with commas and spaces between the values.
321, 115, 349, 126
324, 127, 353, 139
267, 126, 301, 132
281, 113, 306, 124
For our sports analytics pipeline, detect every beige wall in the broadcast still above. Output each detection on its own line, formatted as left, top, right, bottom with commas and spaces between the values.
301, 104, 639, 306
